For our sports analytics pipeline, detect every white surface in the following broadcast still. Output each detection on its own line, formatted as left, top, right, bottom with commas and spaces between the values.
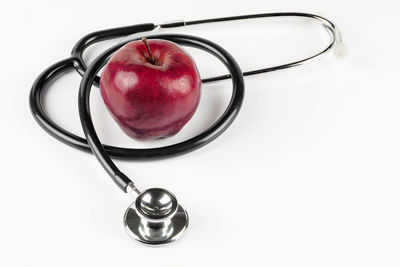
1, 0, 400, 266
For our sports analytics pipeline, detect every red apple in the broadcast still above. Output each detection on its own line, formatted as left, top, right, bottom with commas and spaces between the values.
100, 38, 202, 140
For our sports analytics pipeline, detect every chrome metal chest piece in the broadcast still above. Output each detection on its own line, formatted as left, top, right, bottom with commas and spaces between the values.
124, 188, 189, 245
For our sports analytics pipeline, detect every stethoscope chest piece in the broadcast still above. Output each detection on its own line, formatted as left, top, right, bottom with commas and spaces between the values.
124, 188, 189, 245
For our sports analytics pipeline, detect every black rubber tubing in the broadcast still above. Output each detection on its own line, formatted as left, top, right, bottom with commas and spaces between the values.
30, 33, 245, 192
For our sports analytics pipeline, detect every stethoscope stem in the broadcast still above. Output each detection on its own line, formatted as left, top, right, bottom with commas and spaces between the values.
127, 183, 141, 196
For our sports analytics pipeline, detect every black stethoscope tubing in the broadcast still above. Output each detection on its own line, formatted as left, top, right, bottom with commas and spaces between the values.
78, 34, 245, 191
29, 12, 340, 193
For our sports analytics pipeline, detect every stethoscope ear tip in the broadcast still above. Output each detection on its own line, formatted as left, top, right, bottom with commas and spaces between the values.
333, 42, 348, 58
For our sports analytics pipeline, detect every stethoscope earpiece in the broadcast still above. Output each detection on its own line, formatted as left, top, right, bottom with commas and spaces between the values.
124, 188, 189, 245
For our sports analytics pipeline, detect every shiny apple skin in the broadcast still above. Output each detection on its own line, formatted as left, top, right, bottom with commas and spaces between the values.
100, 39, 202, 140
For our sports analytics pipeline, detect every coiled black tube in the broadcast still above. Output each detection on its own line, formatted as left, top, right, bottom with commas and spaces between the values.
30, 33, 245, 192
30, 13, 341, 192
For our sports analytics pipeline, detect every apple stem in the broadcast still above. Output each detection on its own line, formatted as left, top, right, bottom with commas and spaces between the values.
141, 38, 155, 64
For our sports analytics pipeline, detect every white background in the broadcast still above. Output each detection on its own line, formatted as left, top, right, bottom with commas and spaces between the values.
1, 0, 399, 266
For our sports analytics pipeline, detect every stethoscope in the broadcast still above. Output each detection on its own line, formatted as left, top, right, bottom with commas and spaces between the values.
30, 12, 345, 246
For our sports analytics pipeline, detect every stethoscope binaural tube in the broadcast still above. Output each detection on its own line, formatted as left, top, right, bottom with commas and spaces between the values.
72, 12, 344, 86
78, 34, 245, 192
